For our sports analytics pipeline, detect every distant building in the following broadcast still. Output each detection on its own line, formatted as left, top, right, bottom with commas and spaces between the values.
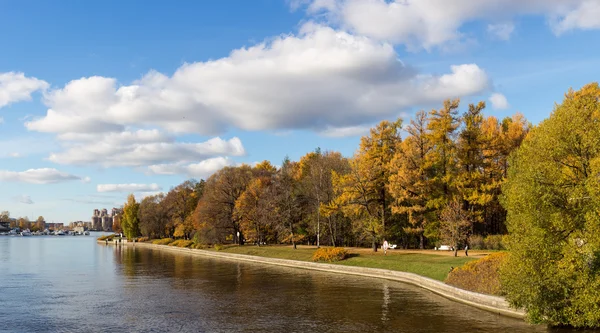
91, 208, 121, 231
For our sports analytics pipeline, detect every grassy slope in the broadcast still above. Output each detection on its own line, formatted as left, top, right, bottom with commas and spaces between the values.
210, 245, 478, 281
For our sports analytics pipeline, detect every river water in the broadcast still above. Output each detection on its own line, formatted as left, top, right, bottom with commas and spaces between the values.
0, 235, 589, 333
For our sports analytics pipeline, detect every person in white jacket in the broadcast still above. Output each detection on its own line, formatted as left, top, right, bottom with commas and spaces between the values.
383, 239, 389, 255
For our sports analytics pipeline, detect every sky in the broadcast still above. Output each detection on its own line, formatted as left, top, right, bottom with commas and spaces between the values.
1, 0, 600, 223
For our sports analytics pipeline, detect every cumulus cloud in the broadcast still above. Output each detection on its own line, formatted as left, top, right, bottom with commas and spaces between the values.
0, 168, 83, 184
26, 25, 489, 139
552, 0, 600, 35
298, 0, 600, 49
147, 157, 233, 179
0, 72, 48, 108
47, 130, 245, 167
488, 23, 515, 40
13, 195, 34, 204
319, 125, 372, 137
489, 93, 509, 110
97, 183, 162, 193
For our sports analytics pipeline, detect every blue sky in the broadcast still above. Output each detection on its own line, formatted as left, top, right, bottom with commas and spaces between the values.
1, 0, 600, 223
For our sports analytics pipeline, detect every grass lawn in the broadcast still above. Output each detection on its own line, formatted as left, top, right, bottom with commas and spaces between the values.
210, 245, 481, 281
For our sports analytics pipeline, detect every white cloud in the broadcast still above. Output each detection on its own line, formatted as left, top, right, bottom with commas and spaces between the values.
489, 93, 509, 110
8, 152, 20, 158
552, 0, 600, 35
148, 157, 233, 179
47, 130, 245, 167
319, 125, 371, 137
297, 0, 600, 49
26, 25, 489, 139
0, 72, 48, 108
13, 195, 34, 205
487, 23, 515, 40
0, 168, 84, 184
97, 183, 162, 193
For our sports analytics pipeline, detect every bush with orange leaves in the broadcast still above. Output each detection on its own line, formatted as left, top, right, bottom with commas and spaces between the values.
445, 252, 507, 296
312, 247, 349, 262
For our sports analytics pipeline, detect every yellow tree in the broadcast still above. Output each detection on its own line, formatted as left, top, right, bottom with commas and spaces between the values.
122, 194, 140, 240
298, 149, 349, 247
388, 110, 433, 248
455, 101, 487, 227
234, 177, 278, 246
332, 119, 402, 251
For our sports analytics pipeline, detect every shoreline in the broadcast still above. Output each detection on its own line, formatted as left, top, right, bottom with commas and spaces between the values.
100, 240, 525, 319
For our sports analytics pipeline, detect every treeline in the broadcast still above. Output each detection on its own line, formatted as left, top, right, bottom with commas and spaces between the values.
119, 99, 529, 251
0, 211, 46, 231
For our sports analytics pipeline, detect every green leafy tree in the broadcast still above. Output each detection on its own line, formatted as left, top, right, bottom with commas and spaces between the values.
501, 83, 600, 327
122, 194, 140, 240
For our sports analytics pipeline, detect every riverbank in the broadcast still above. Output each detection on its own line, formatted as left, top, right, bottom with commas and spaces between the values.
100, 240, 524, 319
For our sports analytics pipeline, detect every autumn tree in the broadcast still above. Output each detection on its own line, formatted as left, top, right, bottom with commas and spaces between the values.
138, 193, 168, 238
36, 216, 45, 231
18, 217, 30, 230
122, 194, 140, 240
298, 149, 350, 247
0, 211, 10, 222
389, 110, 433, 249
501, 83, 600, 327
164, 179, 204, 239
275, 157, 302, 249
112, 212, 122, 234
333, 119, 402, 251
426, 99, 460, 210
235, 176, 279, 246
195, 165, 254, 244
439, 199, 471, 257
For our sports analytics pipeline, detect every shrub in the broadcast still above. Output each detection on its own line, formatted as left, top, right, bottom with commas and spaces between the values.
170, 239, 194, 248
469, 235, 484, 250
192, 243, 209, 249
98, 234, 117, 241
152, 238, 174, 245
445, 252, 507, 296
137, 236, 149, 243
312, 247, 349, 262
214, 244, 223, 251
483, 235, 506, 250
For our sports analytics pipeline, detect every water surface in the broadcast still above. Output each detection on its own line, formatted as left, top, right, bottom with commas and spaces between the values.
0, 236, 588, 332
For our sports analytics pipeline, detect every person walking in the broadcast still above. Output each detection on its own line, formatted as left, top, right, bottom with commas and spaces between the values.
383, 239, 389, 255
464, 244, 469, 256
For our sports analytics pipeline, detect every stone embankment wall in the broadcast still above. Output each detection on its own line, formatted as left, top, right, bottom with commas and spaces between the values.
100, 240, 525, 319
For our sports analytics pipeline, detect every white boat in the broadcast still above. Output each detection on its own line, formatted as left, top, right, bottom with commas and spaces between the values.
21, 229, 32, 236
55, 230, 65, 236
84, 231, 90, 236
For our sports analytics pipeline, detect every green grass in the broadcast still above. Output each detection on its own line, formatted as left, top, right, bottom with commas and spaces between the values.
211, 245, 477, 281
335, 253, 475, 281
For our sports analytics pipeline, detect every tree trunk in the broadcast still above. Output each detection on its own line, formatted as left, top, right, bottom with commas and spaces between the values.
454, 248, 458, 257
328, 216, 336, 247
290, 223, 296, 250
316, 203, 321, 248
419, 233, 424, 249
372, 233, 378, 252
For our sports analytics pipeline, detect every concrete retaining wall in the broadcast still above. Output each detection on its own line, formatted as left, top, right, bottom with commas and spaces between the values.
102, 241, 525, 319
